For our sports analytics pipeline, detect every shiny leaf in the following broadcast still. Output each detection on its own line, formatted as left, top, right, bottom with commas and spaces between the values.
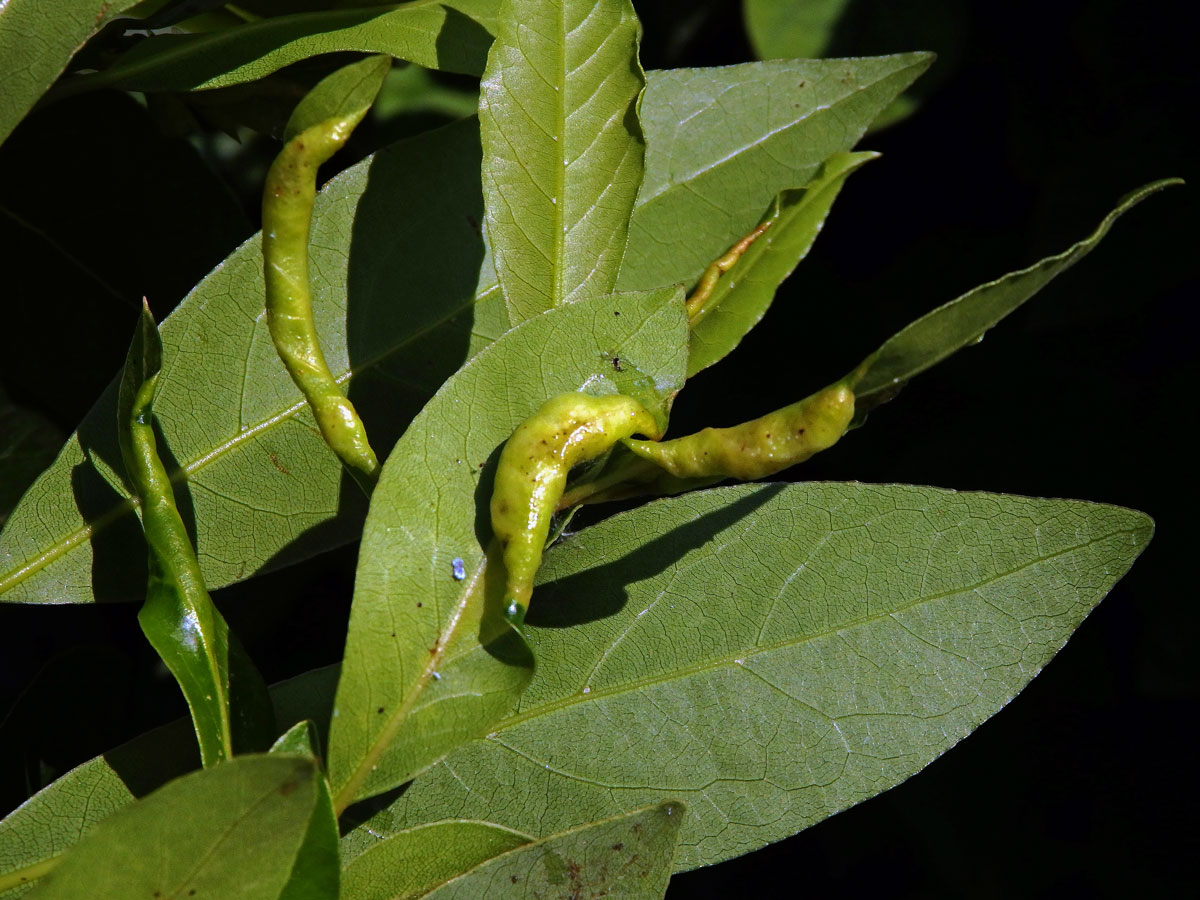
480, 0, 645, 323
340, 821, 530, 900
21, 756, 324, 900
327, 287, 688, 810
618, 53, 933, 294
49, 1, 500, 100
421, 802, 684, 899
687, 151, 877, 376
341, 483, 1152, 871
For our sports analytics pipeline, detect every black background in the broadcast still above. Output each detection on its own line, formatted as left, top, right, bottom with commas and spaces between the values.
1, 1, 1195, 897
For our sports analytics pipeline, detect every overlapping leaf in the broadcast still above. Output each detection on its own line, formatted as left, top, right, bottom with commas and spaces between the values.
341, 483, 1153, 871
327, 287, 688, 810
0, 0, 141, 146
743, 0, 853, 60
20, 756, 326, 900
480, 0, 645, 323
421, 803, 683, 899
49, 1, 500, 101
341, 821, 530, 900
0, 57, 923, 605
0, 391, 61, 528
618, 53, 933, 293
0, 666, 341, 898
687, 151, 877, 376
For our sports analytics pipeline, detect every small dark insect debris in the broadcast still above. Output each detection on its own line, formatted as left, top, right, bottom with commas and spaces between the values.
611, 842, 624, 851
377, 707, 385, 714
510, 875, 520, 884
416, 602, 423, 608
796, 427, 806, 436
613, 310, 621, 316
612, 357, 623, 371
189, 891, 197, 897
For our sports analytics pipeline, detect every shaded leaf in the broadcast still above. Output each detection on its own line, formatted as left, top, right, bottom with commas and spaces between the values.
422, 802, 684, 900
0, 0, 141, 147
848, 179, 1184, 408
341, 483, 1152, 871
327, 287, 688, 810
687, 151, 877, 376
341, 821, 530, 900
480, 0, 645, 323
618, 54, 933, 294
278, 771, 338, 900
0, 392, 61, 528
21, 755, 322, 900
0, 116, 489, 605
0, 666, 339, 898
49, 1, 499, 101
744, 0, 852, 60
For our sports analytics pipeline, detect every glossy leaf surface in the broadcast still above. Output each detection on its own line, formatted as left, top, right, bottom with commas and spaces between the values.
848, 178, 1183, 406
327, 287, 688, 810
422, 803, 683, 900
0, 58, 916, 605
342, 483, 1152, 871
687, 151, 877, 376
341, 821, 530, 900
480, 0, 645, 323
618, 54, 933, 294
50, 0, 500, 100
119, 304, 235, 767
0, 0, 140, 146
22, 756, 324, 900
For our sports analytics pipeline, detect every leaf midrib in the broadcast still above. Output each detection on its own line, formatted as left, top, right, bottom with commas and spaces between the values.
636, 56, 928, 208
491, 525, 1144, 733
0, 282, 500, 596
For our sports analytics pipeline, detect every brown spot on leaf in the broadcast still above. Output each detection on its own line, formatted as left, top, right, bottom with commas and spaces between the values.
279, 778, 299, 796
268, 452, 291, 475
612, 842, 624, 851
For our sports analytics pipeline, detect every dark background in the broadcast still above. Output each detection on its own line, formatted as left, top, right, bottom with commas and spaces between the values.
0, 1, 1195, 896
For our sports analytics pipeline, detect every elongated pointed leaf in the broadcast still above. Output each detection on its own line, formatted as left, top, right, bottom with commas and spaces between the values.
618, 54, 933, 294
49, 1, 500, 102
278, 773, 339, 900
327, 287, 688, 810
0, 666, 341, 898
0, 117, 490, 605
687, 151, 877, 376
341, 822, 531, 900
848, 178, 1184, 406
480, 0, 645, 323
119, 304, 235, 767
0, 0, 141, 147
341, 483, 1152, 871
21, 755, 323, 900
0, 57, 935, 606
422, 803, 684, 900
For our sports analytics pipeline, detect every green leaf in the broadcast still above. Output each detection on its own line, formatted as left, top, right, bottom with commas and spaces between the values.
0, 391, 61, 528
340, 821, 531, 900
20, 755, 324, 900
480, 0, 645, 323
48, 1, 499, 101
743, 0, 853, 60
420, 803, 684, 900
0, 58, 930, 606
278, 773, 339, 900
618, 54, 933, 295
687, 150, 877, 376
341, 483, 1152, 871
847, 178, 1184, 408
271, 719, 320, 756
118, 303, 235, 767
0, 116, 489, 605
327, 287, 688, 810
0, 0, 141, 147
0, 666, 340, 898
283, 54, 391, 141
